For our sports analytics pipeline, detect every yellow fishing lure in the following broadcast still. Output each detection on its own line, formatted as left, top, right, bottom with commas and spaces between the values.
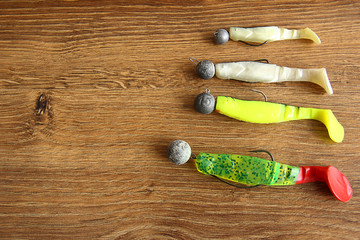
194, 90, 344, 143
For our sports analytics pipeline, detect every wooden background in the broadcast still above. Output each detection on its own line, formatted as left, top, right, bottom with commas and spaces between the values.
1, 0, 359, 239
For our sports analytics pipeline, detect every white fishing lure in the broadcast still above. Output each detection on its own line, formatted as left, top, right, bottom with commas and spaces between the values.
230, 26, 321, 44
192, 59, 333, 94
214, 26, 321, 45
216, 61, 332, 94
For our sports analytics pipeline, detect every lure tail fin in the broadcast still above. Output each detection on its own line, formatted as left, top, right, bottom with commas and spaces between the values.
299, 27, 321, 44
308, 68, 333, 95
296, 166, 352, 202
311, 109, 344, 143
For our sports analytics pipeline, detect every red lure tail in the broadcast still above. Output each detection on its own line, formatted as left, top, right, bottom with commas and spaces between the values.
296, 166, 353, 202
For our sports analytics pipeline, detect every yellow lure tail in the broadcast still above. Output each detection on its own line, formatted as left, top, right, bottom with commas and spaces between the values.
216, 96, 344, 143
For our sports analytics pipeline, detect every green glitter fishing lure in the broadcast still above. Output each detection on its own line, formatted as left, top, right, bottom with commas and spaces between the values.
196, 152, 299, 186
167, 140, 352, 202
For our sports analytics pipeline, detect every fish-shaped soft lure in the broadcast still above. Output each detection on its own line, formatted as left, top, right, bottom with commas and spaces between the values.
194, 90, 344, 143
191, 59, 333, 94
168, 140, 352, 202
213, 26, 321, 45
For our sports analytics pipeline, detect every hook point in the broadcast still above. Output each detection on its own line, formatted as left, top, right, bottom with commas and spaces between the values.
250, 89, 268, 102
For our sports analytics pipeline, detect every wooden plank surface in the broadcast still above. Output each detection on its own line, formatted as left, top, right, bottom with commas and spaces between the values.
0, 0, 359, 239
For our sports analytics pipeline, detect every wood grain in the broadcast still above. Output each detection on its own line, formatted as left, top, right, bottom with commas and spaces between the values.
0, 0, 359, 239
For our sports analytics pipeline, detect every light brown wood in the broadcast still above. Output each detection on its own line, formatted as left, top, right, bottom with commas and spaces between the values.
1, 1, 359, 239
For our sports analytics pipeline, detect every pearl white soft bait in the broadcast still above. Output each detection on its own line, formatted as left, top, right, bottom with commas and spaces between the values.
191, 58, 333, 94
229, 26, 321, 44
215, 61, 333, 94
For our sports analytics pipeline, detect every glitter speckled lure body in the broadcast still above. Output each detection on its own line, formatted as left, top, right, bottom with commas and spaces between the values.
195, 152, 299, 186
167, 140, 353, 202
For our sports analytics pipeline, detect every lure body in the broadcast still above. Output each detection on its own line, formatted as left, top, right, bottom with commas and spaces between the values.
194, 152, 352, 202
215, 61, 332, 95
196, 152, 299, 186
229, 26, 321, 44
216, 96, 344, 143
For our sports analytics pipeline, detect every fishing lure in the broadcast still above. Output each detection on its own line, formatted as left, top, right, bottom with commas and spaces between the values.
194, 89, 344, 143
213, 26, 321, 45
190, 58, 333, 94
167, 140, 352, 202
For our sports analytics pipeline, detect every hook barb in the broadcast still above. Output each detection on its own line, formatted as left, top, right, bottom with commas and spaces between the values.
250, 89, 268, 102
254, 59, 269, 64
249, 149, 274, 161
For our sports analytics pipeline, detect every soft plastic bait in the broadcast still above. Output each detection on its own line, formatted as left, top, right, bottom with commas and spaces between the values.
194, 89, 344, 143
168, 140, 353, 202
213, 26, 321, 45
191, 58, 332, 94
